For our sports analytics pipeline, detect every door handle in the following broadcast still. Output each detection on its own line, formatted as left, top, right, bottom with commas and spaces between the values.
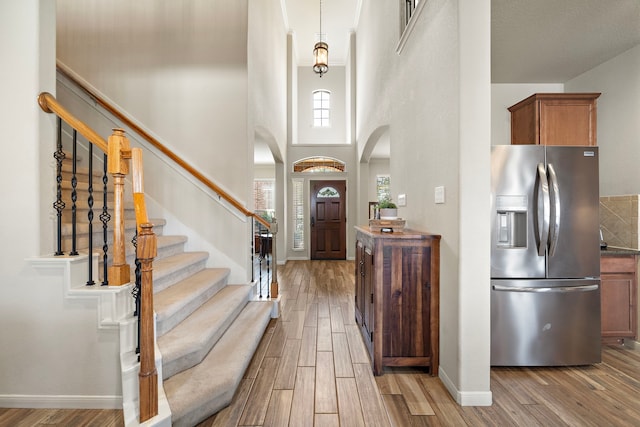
535, 163, 550, 256
493, 284, 598, 293
547, 163, 560, 257
311, 217, 315, 227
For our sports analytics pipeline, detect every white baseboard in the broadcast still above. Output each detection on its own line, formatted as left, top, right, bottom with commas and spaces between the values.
438, 366, 493, 406
0, 394, 122, 409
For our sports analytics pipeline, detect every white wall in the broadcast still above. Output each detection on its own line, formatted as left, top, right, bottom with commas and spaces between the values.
0, 0, 121, 408
565, 45, 640, 196
56, 0, 250, 203
248, 0, 289, 261
356, 0, 492, 404
296, 66, 348, 144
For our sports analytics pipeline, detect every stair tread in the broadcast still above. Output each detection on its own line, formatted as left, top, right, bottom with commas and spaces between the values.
155, 268, 230, 337
158, 284, 251, 379
150, 251, 209, 292
164, 301, 273, 427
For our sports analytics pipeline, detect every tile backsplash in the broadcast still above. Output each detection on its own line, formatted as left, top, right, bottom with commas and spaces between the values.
600, 195, 639, 249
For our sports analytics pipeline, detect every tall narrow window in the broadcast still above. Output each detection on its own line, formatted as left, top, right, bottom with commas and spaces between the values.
313, 90, 331, 128
254, 179, 274, 233
376, 175, 391, 202
292, 179, 305, 250
254, 179, 275, 216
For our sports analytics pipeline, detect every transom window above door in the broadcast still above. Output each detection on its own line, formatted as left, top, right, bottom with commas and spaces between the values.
293, 157, 345, 173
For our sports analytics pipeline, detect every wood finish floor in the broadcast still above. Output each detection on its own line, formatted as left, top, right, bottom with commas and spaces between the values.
3, 259, 640, 426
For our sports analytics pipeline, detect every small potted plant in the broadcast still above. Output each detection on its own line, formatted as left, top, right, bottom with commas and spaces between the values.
377, 197, 398, 219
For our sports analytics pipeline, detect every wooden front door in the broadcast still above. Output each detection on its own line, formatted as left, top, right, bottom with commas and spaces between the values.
310, 180, 346, 260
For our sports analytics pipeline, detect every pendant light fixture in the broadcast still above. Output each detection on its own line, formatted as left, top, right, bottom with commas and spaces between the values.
313, 0, 329, 77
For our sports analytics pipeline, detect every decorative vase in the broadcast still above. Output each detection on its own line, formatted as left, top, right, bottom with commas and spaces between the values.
379, 208, 398, 219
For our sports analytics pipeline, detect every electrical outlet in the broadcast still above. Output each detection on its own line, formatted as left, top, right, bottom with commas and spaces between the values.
435, 186, 445, 204
397, 194, 407, 206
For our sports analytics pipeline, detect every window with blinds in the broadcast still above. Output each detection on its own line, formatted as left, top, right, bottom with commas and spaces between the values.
254, 179, 275, 212
376, 175, 391, 202
292, 179, 304, 250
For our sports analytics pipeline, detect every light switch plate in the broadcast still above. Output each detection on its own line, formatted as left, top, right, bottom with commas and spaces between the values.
397, 194, 407, 206
435, 186, 445, 204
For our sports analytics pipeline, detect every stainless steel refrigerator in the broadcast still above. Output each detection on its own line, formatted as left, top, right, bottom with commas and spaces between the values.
490, 145, 601, 366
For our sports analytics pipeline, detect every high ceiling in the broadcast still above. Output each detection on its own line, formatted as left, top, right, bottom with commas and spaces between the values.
256, 0, 640, 163
491, 0, 640, 83
282, 0, 640, 82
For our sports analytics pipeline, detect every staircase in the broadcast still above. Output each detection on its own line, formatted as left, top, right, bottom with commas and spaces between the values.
60, 157, 274, 426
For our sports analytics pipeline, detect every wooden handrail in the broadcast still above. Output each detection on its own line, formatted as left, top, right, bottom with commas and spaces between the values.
38, 92, 108, 153
56, 62, 270, 230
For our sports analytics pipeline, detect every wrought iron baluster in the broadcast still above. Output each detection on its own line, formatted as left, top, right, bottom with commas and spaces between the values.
69, 130, 79, 255
100, 153, 111, 286
258, 253, 264, 299
53, 117, 65, 256
251, 220, 255, 283
86, 143, 95, 286
132, 231, 142, 360
266, 245, 271, 299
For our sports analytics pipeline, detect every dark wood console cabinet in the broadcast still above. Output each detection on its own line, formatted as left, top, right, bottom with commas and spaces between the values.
354, 226, 441, 376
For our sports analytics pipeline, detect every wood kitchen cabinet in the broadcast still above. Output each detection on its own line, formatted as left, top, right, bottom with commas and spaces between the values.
508, 93, 600, 146
600, 253, 638, 344
354, 226, 441, 376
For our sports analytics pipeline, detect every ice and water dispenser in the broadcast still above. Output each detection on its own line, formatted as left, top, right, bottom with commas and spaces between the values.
495, 195, 528, 248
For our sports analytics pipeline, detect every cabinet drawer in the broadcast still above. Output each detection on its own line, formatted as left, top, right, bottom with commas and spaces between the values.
601, 255, 637, 273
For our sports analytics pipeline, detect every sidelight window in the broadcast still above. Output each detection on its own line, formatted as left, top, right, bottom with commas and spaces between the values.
292, 179, 304, 250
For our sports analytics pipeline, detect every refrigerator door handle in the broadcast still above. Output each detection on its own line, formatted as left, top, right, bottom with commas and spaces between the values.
493, 284, 599, 293
535, 163, 550, 256
547, 163, 561, 257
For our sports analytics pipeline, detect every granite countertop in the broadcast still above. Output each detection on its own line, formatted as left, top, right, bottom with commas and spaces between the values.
600, 246, 640, 256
